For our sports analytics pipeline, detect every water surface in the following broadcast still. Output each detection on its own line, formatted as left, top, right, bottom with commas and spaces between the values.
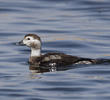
0, 0, 110, 100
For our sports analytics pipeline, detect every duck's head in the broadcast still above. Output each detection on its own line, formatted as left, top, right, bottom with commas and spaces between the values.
19, 34, 41, 49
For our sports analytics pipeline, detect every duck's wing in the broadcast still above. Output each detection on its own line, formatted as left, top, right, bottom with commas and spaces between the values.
39, 53, 81, 66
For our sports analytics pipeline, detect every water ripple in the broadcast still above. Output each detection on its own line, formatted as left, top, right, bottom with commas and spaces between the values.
0, 0, 110, 100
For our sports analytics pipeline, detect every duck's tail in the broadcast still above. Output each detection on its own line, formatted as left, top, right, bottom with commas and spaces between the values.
74, 58, 110, 65
91, 59, 110, 65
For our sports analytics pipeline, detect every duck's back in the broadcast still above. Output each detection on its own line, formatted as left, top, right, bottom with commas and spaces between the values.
40, 53, 80, 66
30, 53, 96, 67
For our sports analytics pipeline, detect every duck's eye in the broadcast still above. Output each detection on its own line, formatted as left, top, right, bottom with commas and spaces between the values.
27, 38, 30, 40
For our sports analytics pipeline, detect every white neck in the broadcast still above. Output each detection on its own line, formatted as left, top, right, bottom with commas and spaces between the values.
31, 48, 41, 57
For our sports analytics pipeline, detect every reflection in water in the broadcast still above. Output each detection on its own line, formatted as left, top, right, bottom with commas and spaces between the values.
29, 65, 51, 73
29, 64, 58, 79
29, 64, 73, 73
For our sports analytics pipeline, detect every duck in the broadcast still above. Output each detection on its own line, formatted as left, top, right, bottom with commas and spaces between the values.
18, 34, 104, 67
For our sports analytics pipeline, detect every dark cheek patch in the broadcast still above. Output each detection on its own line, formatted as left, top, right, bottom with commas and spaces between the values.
31, 43, 36, 48
31, 43, 39, 48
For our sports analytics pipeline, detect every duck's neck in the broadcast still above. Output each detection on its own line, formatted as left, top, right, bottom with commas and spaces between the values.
31, 48, 41, 57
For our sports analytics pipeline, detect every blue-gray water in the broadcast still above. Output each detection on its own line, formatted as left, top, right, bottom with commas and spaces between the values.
0, 0, 110, 100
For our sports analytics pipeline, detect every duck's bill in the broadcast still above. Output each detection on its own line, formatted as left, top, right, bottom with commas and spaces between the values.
16, 40, 25, 46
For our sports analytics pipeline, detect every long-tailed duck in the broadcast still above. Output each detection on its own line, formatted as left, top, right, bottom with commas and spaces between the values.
18, 34, 105, 67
